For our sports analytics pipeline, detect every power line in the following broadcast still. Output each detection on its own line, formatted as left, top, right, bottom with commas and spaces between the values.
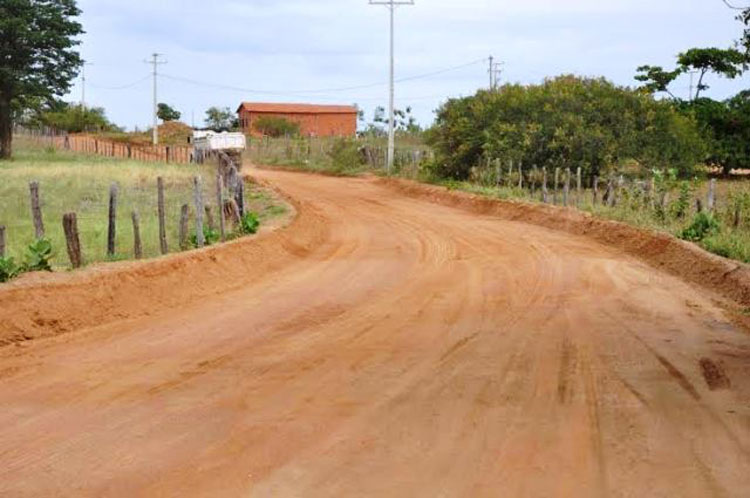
88, 75, 151, 91
159, 57, 484, 98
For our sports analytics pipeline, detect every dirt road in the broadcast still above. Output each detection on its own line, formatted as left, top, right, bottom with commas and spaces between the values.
1, 169, 749, 497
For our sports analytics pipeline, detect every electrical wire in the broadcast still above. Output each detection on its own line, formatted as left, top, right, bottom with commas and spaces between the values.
158, 57, 487, 98
722, 0, 749, 10
89, 75, 151, 90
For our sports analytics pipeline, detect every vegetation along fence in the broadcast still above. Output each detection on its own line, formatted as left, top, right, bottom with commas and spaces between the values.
14, 126, 194, 164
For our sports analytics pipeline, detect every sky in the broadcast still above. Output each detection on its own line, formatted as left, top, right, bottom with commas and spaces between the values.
67, 0, 749, 131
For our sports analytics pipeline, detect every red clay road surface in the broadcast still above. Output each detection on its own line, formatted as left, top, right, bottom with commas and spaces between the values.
1, 169, 749, 497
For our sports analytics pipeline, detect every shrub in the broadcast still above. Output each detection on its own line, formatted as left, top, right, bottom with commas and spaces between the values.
23, 238, 53, 272
680, 212, 721, 242
191, 226, 220, 247
0, 256, 20, 283
239, 212, 260, 235
254, 116, 300, 138
328, 138, 365, 173
427, 75, 707, 180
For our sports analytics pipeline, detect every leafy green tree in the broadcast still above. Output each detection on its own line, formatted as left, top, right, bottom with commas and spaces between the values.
204, 106, 236, 132
0, 0, 84, 159
635, 65, 682, 99
157, 103, 181, 122
28, 101, 119, 133
739, 8, 750, 55
427, 76, 706, 181
677, 48, 747, 99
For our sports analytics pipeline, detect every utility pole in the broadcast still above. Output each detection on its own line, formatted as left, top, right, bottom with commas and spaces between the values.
688, 70, 699, 102
146, 53, 167, 145
489, 58, 504, 91
369, 0, 414, 174
489, 55, 494, 89
80, 61, 93, 109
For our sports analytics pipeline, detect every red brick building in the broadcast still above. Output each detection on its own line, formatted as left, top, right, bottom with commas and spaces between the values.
237, 102, 358, 138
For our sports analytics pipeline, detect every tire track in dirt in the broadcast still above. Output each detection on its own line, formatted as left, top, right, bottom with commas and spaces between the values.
0, 169, 749, 497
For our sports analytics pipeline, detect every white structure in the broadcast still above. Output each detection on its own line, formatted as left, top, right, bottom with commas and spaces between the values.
191, 131, 246, 152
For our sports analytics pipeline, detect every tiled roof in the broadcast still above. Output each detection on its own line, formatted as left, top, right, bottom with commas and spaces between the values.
237, 102, 358, 114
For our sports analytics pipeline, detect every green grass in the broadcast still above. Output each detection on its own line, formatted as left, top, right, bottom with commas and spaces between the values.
0, 138, 287, 270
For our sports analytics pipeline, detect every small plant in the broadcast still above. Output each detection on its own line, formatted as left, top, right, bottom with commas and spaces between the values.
23, 238, 53, 272
670, 180, 692, 219
191, 226, 220, 247
239, 212, 260, 235
0, 256, 21, 283
680, 212, 721, 242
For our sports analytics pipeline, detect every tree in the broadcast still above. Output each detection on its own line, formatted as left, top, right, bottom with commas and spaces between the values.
739, 8, 750, 55
635, 65, 682, 99
677, 48, 747, 99
253, 116, 300, 137
157, 103, 181, 122
204, 106, 236, 132
24, 101, 119, 133
427, 76, 706, 180
0, 1, 84, 159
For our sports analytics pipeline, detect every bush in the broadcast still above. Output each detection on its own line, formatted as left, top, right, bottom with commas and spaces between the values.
254, 116, 300, 138
328, 138, 365, 173
0, 256, 20, 283
191, 226, 220, 247
239, 212, 260, 235
680, 212, 721, 242
23, 238, 53, 272
426, 75, 707, 180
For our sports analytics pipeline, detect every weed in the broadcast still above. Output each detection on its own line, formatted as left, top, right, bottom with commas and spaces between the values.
0, 256, 21, 282
680, 212, 721, 242
239, 212, 260, 235
23, 238, 53, 272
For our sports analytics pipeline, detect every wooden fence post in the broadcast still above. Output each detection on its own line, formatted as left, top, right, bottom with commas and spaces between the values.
166, 146, 171, 163
518, 162, 523, 189
62, 213, 82, 269
607, 177, 616, 207
131, 211, 143, 259
563, 168, 570, 207
542, 167, 549, 203
179, 204, 190, 250
553, 168, 560, 205
107, 183, 118, 257
495, 159, 501, 188
507, 160, 513, 187
216, 171, 226, 242
593, 177, 599, 206
707, 178, 716, 212
236, 179, 245, 218
531, 165, 538, 195
127, 144, 132, 159
29, 181, 45, 239
0, 225, 5, 258
734, 204, 741, 228
194, 176, 205, 248
576, 167, 582, 207
205, 205, 216, 232
157, 177, 168, 255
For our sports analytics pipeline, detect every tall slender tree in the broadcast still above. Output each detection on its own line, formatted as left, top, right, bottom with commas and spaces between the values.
0, 0, 83, 159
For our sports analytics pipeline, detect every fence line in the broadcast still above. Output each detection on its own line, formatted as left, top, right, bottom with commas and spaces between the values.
14, 126, 194, 164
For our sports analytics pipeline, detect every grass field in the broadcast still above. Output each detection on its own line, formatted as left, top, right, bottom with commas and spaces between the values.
0, 138, 287, 270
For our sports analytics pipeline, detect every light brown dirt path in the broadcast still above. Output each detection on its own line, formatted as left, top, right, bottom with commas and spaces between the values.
1, 169, 749, 497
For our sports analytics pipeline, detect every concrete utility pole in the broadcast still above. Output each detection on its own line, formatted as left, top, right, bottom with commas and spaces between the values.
688, 70, 699, 102
369, 0, 414, 174
489, 58, 504, 91
80, 61, 93, 109
147, 53, 167, 145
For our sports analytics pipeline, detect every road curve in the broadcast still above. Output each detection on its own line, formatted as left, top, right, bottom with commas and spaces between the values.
0, 169, 749, 497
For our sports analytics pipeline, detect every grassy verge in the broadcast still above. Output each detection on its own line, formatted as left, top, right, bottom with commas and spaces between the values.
0, 138, 288, 272
437, 179, 750, 264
